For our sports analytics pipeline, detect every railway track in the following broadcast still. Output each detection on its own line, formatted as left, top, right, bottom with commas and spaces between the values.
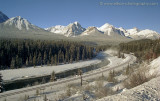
0, 54, 136, 98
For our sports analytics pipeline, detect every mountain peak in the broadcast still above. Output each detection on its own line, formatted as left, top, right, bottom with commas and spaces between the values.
127, 27, 140, 35
0, 11, 9, 23
3, 16, 38, 30
133, 27, 138, 29
102, 23, 113, 28
73, 21, 79, 25
98, 23, 114, 32
4, 16, 31, 30
69, 21, 81, 26
81, 26, 102, 36
46, 21, 85, 37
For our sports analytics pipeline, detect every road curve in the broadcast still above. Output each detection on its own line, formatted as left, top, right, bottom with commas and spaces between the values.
0, 54, 136, 98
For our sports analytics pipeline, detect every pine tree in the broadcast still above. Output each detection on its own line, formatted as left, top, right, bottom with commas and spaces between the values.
82, 49, 85, 60
76, 48, 80, 61
16, 55, 22, 68
65, 50, 69, 63
0, 73, 3, 92
36, 89, 39, 96
107, 70, 116, 83
44, 95, 47, 101
24, 95, 29, 101
49, 48, 52, 63
57, 53, 60, 65
37, 52, 42, 66
70, 55, 73, 63
0, 39, 95, 70
51, 56, 54, 66
33, 53, 37, 67
122, 53, 125, 59
54, 55, 57, 65
43, 51, 47, 65
29, 54, 33, 66
125, 64, 130, 75
47, 60, 50, 66
78, 69, 83, 86
50, 71, 55, 82
25, 58, 29, 67
10, 57, 16, 69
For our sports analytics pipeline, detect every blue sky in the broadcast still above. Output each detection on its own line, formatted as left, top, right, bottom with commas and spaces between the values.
0, 0, 160, 32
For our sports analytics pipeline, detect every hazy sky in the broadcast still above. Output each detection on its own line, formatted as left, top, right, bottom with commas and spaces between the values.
0, 0, 160, 32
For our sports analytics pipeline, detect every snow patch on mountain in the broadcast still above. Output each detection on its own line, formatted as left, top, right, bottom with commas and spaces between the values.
64, 21, 86, 37
46, 22, 86, 37
97, 23, 113, 32
98, 23, 125, 36
134, 29, 160, 38
46, 22, 159, 39
119, 27, 160, 39
127, 27, 140, 35
81, 26, 102, 36
45, 25, 65, 34
118, 27, 130, 36
4, 16, 32, 30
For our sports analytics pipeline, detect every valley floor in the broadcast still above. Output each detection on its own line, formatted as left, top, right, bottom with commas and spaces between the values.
1, 54, 102, 81
0, 50, 136, 101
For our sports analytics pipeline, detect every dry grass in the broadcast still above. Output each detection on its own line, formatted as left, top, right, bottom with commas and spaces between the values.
123, 65, 157, 89
94, 80, 113, 99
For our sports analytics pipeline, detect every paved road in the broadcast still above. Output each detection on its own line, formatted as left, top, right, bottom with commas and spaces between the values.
0, 54, 136, 98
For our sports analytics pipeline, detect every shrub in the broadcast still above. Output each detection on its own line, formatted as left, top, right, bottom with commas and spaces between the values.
123, 66, 156, 89
94, 80, 113, 98
107, 70, 118, 83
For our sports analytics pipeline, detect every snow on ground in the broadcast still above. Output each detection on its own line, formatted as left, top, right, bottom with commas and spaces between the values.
0, 50, 137, 101
97, 56, 160, 101
97, 76, 160, 101
149, 56, 160, 76
0, 53, 104, 81
53, 50, 136, 101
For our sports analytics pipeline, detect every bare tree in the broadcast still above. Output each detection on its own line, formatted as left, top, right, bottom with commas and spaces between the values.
50, 70, 55, 82
78, 69, 83, 86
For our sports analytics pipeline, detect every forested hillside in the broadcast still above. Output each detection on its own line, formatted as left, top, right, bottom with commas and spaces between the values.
119, 39, 160, 62
0, 39, 98, 70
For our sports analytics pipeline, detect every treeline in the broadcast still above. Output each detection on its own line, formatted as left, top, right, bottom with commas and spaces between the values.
119, 39, 160, 62
0, 39, 97, 70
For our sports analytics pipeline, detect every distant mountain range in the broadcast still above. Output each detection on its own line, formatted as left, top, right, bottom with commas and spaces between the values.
0, 11, 159, 42
46, 22, 160, 39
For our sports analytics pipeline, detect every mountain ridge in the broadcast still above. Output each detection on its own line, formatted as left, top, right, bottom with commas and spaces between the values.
46, 22, 159, 39
0, 11, 159, 41
0, 11, 9, 23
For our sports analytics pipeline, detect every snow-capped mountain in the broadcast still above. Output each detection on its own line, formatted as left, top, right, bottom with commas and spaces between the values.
97, 23, 113, 32
97, 23, 125, 36
45, 25, 65, 34
119, 27, 160, 39
127, 27, 141, 35
129, 29, 160, 39
81, 27, 103, 36
118, 27, 130, 36
46, 22, 159, 39
0, 11, 9, 23
46, 22, 86, 37
3, 16, 41, 30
